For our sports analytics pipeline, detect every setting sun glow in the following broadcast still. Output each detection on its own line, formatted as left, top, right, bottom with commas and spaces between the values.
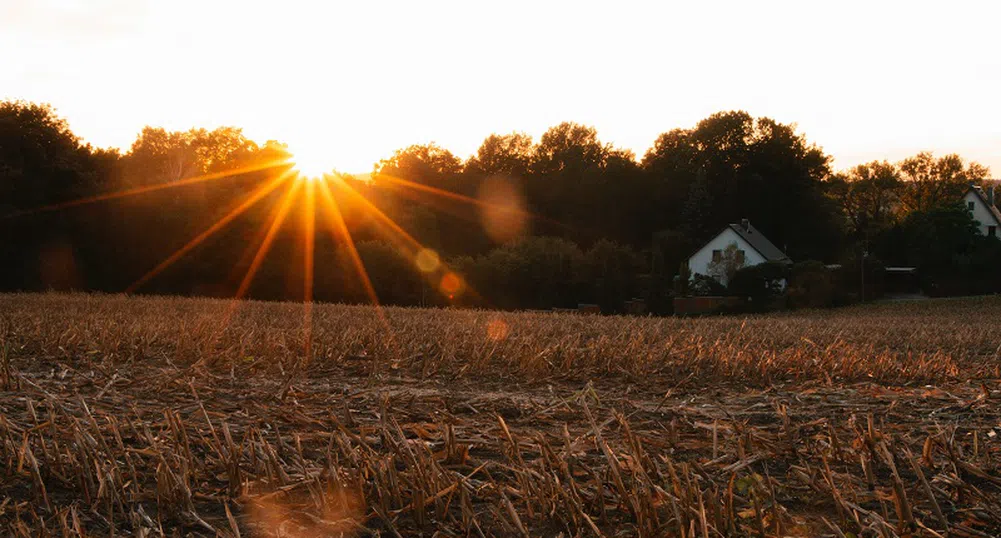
290, 145, 337, 180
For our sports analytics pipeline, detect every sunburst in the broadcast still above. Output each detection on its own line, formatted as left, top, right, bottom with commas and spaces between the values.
290, 144, 337, 180
4, 148, 531, 359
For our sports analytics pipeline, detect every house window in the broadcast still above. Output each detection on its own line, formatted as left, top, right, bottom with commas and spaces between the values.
712, 249, 722, 262
990, 226, 997, 238
736, 250, 746, 265
968, 201, 975, 211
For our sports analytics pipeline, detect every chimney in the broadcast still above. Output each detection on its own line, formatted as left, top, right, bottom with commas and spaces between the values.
740, 218, 750, 232
991, 185, 996, 207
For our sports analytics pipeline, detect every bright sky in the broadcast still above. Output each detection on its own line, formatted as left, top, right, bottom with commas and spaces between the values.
2, 0, 999, 175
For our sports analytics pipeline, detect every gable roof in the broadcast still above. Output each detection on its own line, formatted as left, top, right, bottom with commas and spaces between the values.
964, 186, 1001, 227
727, 222, 791, 263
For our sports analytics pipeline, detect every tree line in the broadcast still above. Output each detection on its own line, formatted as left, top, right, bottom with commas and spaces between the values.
1, 100, 998, 312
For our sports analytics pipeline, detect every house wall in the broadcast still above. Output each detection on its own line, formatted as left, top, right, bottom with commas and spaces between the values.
964, 191, 1000, 236
688, 228, 767, 285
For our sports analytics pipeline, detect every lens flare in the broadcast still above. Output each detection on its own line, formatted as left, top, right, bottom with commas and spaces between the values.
415, 249, 441, 273
477, 175, 528, 244
486, 318, 509, 341
440, 272, 462, 295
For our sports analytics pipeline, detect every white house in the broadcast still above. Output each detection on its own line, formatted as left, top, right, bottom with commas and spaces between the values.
963, 185, 1000, 238
688, 219, 791, 285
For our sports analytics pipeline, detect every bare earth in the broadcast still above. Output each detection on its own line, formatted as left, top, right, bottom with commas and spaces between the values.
1, 293, 1000, 537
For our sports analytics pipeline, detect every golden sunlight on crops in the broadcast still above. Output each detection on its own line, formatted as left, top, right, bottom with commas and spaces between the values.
1, 293, 1000, 536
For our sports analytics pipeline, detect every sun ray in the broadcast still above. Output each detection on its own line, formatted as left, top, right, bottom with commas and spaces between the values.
316, 178, 380, 308
372, 172, 487, 209
371, 172, 557, 227
235, 179, 303, 299
334, 177, 424, 256
303, 179, 316, 304
125, 169, 294, 293
4, 159, 292, 219
302, 179, 315, 363
316, 178, 402, 356
204, 179, 304, 345
332, 177, 481, 304
224, 182, 295, 287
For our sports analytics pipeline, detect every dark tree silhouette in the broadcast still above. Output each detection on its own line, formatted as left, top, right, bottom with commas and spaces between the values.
3, 98, 996, 308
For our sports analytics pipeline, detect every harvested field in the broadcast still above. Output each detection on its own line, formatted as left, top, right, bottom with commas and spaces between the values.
1, 292, 1000, 537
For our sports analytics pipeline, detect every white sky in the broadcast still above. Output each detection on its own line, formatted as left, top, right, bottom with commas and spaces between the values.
2, 0, 999, 175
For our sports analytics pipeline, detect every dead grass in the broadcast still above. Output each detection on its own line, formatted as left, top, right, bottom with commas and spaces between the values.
1, 292, 1000, 536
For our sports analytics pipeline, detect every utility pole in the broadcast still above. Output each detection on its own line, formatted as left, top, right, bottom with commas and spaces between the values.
860, 248, 868, 302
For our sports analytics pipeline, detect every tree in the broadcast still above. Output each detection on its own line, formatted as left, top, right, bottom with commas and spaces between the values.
896, 152, 989, 214
368, 144, 470, 254
0, 101, 116, 292
680, 168, 714, 241
465, 133, 534, 180
673, 261, 691, 296
826, 160, 901, 240
787, 261, 835, 309
896, 202, 982, 272
727, 261, 790, 309
456, 236, 586, 309
0, 100, 105, 210
642, 111, 842, 261
706, 243, 745, 285
120, 126, 262, 186
582, 239, 643, 312
374, 143, 463, 190
526, 122, 644, 245
531, 122, 609, 177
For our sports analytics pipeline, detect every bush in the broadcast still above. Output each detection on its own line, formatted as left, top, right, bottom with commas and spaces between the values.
727, 262, 789, 311
455, 236, 645, 312
690, 273, 727, 296
787, 261, 835, 309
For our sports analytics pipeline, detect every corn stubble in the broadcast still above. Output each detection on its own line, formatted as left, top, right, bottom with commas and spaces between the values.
1, 292, 1000, 537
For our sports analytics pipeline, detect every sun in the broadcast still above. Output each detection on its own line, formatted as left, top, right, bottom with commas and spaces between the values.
290, 145, 337, 180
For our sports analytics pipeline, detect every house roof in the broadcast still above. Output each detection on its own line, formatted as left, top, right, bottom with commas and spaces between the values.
727, 222, 791, 263
964, 186, 1001, 227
